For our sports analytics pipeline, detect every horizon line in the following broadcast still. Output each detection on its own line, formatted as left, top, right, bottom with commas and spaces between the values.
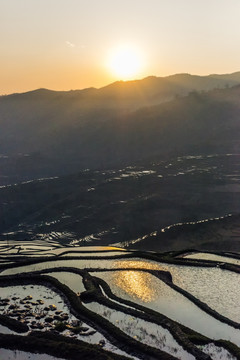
1, 70, 240, 97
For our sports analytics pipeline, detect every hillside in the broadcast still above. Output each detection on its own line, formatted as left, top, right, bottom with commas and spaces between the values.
1, 73, 240, 185
1, 72, 240, 252
1, 153, 240, 252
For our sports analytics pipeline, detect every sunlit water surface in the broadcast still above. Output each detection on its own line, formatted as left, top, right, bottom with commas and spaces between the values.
2, 257, 240, 340
92, 270, 240, 346
112, 259, 240, 323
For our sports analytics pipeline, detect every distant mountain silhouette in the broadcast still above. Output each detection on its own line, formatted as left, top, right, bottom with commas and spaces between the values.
3, 71, 240, 106
1, 72, 240, 184
209, 71, 240, 83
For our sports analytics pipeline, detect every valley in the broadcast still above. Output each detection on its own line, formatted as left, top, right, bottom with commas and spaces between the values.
1, 153, 240, 252
1, 74, 240, 359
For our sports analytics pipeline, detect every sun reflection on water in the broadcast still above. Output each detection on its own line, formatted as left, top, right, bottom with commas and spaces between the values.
112, 260, 164, 302
113, 270, 157, 302
113, 260, 162, 271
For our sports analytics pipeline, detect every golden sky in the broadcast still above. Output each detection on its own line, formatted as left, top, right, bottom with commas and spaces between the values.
1, 0, 240, 94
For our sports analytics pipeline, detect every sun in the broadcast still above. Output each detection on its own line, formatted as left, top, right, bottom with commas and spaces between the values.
108, 45, 143, 80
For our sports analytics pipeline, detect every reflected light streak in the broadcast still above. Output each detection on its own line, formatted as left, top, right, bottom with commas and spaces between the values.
112, 259, 164, 302
113, 270, 157, 302
113, 259, 162, 271
112, 260, 183, 302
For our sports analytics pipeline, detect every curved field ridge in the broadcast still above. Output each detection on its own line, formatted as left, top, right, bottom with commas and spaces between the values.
183, 251, 240, 266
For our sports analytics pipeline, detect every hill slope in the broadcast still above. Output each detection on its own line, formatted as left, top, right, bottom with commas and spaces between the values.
0, 73, 240, 184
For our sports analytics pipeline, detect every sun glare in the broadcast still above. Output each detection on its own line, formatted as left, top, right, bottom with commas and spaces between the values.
108, 45, 143, 80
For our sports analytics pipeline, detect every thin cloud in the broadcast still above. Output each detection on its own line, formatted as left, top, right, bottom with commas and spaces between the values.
66, 41, 76, 48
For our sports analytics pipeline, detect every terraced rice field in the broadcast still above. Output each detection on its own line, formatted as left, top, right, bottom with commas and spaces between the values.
0, 243, 239, 360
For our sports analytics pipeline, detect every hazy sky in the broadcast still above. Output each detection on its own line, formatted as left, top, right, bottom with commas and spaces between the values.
1, 0, 240, 94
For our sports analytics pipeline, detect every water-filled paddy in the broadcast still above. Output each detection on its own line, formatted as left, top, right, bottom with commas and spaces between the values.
0, 245, 128, 257
0, 285, 75, 322
0, 244, 127, 257
165, 265, 240, 323
0, 284, 132, 358
1, 253, 240, 349
197, 343, 237, 360
60, 251, 132, 257
2, 257, 240, 323
112, 259, 240, 324
0, 324, 17, 335
85, 301, 195, 360
45, 271, 86, 294
49, 246, 126, 255
0, 350, 66, 360
0, 256, 131, 276
92, 270, 240, 346
0, 259, 116, 275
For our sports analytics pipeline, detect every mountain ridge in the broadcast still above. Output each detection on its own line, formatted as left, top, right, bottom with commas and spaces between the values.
0, 73, 240, 184
2, 71, 240, 99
